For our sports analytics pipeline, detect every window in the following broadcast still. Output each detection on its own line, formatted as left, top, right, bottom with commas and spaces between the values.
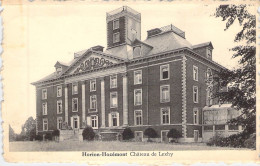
207, 49, 212, 59
72, 98, 78, 112
193, 66, 198, 81
57, 100, 62, 114
112, 113, 118, 127
110, 75, 117, 88
160, 64, 169, 80
206, 85, 213, 106
113, 19, 119, 30
91, 116, 98, 129
90, 95, 97, 109
43, 118, 48, 131
134, 70, 142, 85
113, 32, 120, 43
161, 107, 170, 124
193, 86, 199, 103
193, 108, 199, 124
57, 86, 62, 97
134, 89, 142, 105
72, 83, 78, 95
205, 68, 213, 83
42, 102, 47, 115
90, 79, 96, 92
160, 85, 170, 103
57, 117, 63, 130
110, 92, 118, 108
42, 89, 47, 99
133, 46, 141, 57
56, 67, 62, 75
134, 110, 142, 126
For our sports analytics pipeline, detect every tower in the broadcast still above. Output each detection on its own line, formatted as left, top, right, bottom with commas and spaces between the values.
105, 6, 141, 59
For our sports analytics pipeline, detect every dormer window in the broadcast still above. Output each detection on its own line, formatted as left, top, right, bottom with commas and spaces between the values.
133, 46, 141, 57
113, 19, 119, 30
56, 67, 62, 75
206, 48, 212, 59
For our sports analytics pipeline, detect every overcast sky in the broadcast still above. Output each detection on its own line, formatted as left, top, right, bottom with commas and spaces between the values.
3, 2, 255, 133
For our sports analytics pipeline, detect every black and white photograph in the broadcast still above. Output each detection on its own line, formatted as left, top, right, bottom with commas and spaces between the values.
2, 0, 258, 163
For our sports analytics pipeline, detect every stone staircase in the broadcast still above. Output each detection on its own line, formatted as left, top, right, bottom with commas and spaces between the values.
60, 129, 83, 141
98, 127, 124, 141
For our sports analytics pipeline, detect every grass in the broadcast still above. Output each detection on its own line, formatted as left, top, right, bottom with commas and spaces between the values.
9, 141, 247, 152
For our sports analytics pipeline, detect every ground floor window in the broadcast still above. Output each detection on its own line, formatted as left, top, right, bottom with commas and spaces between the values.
109, 112, 119, 127
91, 116, 98, 129
135, 131, 143, 142
43, 118, 48, 131
134, 110, 142, 126
57, 117, 62, 129
161, 107, 170, 124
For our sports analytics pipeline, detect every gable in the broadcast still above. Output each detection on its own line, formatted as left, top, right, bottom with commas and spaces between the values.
65, 51, 122, 75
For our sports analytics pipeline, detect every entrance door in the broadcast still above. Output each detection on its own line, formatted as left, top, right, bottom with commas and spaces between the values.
161, 131, 169, 143
72, 116, 79, 129
135, 131, 143, 142
194, 130, 199, 142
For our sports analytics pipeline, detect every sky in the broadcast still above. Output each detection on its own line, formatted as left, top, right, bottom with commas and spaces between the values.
2, 2, 256, 133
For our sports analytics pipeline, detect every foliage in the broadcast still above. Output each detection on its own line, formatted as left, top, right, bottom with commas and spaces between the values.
214, 5, 256, 136
244, 133, 256, 149
19, 117, 37, 141
52, 129, 60, 137
35, 135, 43, 141
29, 127, 36, 141
45, 133, 53, 141
206, 132, 255, 149
122, 128, 134, 140
9, 125, 17, 142
144, 128, 157, 141
82, 126, 95, 141
167, 128, 182, 141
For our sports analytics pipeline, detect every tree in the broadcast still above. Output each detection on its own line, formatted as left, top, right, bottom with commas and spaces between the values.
82, 126, 95, 141
29, 127, 36, 141
214, 5, 256, 136
9, 125, 16, 142
21, 117, 36, 141
122, 127, 134, 140
167, 128, 182, 143
144, 128, 157, 142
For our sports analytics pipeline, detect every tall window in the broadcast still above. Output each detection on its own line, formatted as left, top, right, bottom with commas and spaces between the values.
193, 66, 198, 81
91, 116, 98, 129
72, 98, 78, 112
110, 75, 117, 88
193, 108, 199, 124
90, 95, 97, 109
193, 86, 199, 103
56, 67, 62, 75
42, 89, 47, 99
42, 102, 47, 115
43, 118, 48, 131
57, 100, 62, 114
113, 32, 120, 43
206, 85, 213, 106
134, 110, 142, 126
57, 86, 62, 97
134, 89, 142, 105
72, 83, 78, 95
57, 117, 63, 129
90, 80, 96, 92
160, 64, 169, 80
161, 107, 170, 124
111, 113, 118, 127
160, 85, 170, 103
205, 68, 213, 83
113, 19, 119, 30
134, 70, 142, 85
110, 92, 118, 108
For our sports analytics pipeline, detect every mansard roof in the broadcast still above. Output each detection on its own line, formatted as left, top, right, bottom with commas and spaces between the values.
192, 42, 214, 49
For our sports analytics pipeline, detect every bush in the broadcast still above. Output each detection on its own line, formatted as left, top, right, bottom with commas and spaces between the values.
35, 135, 43, 141
45, 133, 53, 141
52, 130, 60, 137
167, 128, 182, 142
144, 128, 157, 142
82, 126, 95, 141
244, 133, 256, 149
122, 128, 134, 140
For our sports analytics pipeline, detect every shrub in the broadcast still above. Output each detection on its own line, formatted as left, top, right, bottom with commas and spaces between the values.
244, 133, 256, 149
144, 128, 157, 142
122, 128, 134, 140
45, 133, 53, 141
35, 135, 43, 141
167, 128, 182, 142
52, 130, 60, 137
82, 126, 95, 141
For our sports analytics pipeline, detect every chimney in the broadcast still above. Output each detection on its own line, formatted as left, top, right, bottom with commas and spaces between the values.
147, 28, 162, 38
91, 45, 104, 52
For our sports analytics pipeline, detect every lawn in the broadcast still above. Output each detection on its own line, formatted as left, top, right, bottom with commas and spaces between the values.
9, 141, 247, 151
